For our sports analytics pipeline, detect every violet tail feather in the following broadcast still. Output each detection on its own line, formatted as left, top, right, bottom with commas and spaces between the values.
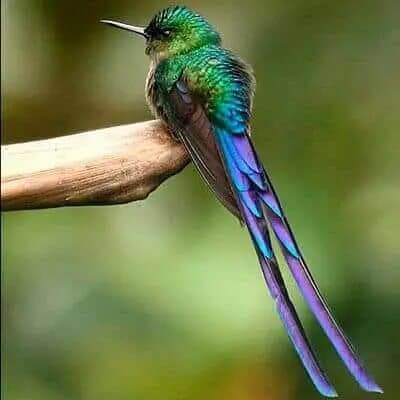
217, 130, 382, 395
261, 177, 383, 394
258, 254, 338, 397
238, 191, 338, 397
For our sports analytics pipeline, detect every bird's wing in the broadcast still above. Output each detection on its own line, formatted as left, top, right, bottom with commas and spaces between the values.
165, 73, 340, 397
168, 78, 241, 219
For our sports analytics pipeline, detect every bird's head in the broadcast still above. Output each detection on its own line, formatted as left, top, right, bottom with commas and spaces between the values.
102, 6, 221, 62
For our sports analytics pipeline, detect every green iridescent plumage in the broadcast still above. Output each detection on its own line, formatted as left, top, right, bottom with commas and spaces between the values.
150, 45, 254, 130
102, 6, 382, 397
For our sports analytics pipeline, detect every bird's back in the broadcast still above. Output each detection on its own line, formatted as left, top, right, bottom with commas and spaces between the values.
144, 45, 255, 218
147, 45, 255, 133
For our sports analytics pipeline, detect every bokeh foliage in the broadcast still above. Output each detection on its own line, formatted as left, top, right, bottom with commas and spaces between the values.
2, 1, 399, 399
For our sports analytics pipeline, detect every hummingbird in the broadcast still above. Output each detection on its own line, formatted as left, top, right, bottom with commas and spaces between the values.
101, 6, 382, 397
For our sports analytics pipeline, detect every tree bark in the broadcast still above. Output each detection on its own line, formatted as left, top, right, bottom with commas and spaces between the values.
1, 120, 190, 211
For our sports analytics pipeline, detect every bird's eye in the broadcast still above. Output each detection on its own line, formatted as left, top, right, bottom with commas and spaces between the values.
162, 29, 172, 38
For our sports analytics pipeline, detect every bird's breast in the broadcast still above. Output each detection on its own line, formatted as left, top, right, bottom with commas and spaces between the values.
145, 61, 168, 123
145, 62, 157, 115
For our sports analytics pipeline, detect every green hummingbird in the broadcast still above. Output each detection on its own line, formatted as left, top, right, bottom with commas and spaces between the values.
101, 6, 382, 397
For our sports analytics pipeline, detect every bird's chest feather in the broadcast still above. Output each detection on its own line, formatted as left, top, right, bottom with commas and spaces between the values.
145, 61, 164, 120
145, 59, 182, 123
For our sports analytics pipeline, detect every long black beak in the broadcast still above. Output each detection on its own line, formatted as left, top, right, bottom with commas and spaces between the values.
100, 19, 148, 38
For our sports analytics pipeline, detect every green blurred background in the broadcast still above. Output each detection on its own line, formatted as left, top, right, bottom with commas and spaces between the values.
2, 1, 399, 399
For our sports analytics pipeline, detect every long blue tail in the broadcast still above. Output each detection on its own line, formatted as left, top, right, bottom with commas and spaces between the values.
216, 129, 382, 395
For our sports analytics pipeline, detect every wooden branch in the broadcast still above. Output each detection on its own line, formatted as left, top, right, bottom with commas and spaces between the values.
1, 120, 190, 211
